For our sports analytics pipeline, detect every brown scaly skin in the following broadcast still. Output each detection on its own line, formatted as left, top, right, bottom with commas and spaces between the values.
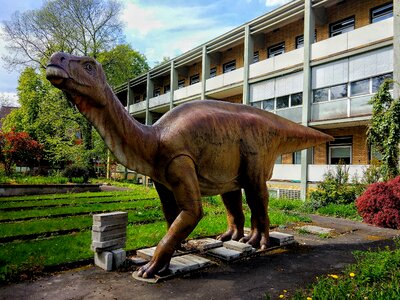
46, 52, 334, 278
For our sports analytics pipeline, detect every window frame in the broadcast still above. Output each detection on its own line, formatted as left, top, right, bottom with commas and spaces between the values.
370, 2, 393, 23
223, 60, 236, 73
210, 67, 217, 78
329, 16, 355, 37
190, 74, 200, 85
268, 42, 285, 58
178, 79, 185, 89
253, 51, 260, 63
328, 136, 353, 165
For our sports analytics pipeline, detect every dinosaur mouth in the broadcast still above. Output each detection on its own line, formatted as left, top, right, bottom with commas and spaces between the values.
46, 64, 69, 86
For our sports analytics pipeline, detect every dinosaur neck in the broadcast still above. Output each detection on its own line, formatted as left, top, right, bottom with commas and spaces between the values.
72, 86, 157, 177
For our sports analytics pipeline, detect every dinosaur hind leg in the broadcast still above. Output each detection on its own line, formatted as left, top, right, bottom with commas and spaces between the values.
217, 190, 245, 241
154, 181, 180, 228
240, 180, 270, 250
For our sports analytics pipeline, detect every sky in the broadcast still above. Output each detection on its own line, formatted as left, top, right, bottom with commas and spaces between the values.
0, 0, 291, 106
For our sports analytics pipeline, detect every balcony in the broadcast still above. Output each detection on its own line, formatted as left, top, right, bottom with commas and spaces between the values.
149, 92, 170, 109
206, 68, 244, 92
271, 164, 367, 182
276, 106, 303, 123
174, 82, 201, 101
129, 101, 146, 114
312, 17, 393, 61
249, 48, 303, 79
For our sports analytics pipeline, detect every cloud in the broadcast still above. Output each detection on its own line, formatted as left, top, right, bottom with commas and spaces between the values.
264, 0, 291, 7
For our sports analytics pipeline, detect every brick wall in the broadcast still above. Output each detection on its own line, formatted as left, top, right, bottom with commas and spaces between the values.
265, 18, 304, 53
313, 125, 369, 165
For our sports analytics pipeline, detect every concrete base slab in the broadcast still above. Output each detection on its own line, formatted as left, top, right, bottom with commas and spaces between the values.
185, 238, 223, 251
269, 232, 295, 246
130, 256, 148, 265
136, 247, 180, 261
297, 225, 334, 235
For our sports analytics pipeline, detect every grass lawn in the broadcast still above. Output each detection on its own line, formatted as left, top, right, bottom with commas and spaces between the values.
0, 185, 310, 283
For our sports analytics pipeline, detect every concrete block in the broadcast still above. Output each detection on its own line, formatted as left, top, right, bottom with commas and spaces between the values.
92, 230, 126, 242
168, 254, 211, 275
185, 238, 223, 251
93, 212, 128, 226
91, 237, 126, 252
136, 246, 157, 260
94, 251, 113, 271
269, 231, 295, 246
207, 247, 242, 261
130, 256, 148, 265
223, 240, 254, 253
112, 249, 126, 268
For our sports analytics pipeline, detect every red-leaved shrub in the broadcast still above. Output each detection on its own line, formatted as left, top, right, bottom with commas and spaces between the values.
356, 176, 400, 229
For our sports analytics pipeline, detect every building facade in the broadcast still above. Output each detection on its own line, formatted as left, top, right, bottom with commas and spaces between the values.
114, 0, 399, 199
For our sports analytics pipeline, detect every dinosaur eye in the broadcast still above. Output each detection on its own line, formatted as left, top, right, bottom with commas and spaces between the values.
84, 63, 94, 73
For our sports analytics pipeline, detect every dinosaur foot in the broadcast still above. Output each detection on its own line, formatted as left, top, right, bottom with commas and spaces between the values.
239, 230, 269, 250
217, 229, 244, 242
137, 260, 170, 278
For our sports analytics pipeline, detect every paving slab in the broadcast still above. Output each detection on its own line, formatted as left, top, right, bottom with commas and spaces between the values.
92, 230, 126, 242
92, 224, 126, 232
206, 247, 243, 261
91, 238, 126, 252
94, 251, 113, 271
184, 238, 223, 251
223, 240, 254, 252
136, 247, 182, 261
297, 225, 334, 235
93, 212, 128, 226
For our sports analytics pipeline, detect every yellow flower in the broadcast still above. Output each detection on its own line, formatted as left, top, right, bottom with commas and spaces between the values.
329, 274, 339, 279
307, 297, 312, 300
279, 295, 284, 299
349, 272, 355, 277
283, 290, 287, 293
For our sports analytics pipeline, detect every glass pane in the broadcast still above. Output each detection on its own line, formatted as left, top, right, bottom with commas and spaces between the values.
291, 93, 303, 106
293, 151, 301, 164
330, 84, 348, 100
330, 146, 351, 164
372, 73, 393, 93
350, 79, 369, 96
276, 96, 289, 109
372, 3, 393, 23
275, 155, 282, 164
313, 88, 329, 103
263, 99, 274, 111
251, 101, 262, 109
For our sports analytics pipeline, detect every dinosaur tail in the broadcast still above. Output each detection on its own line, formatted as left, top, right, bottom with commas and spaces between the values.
277, 122, 334, 154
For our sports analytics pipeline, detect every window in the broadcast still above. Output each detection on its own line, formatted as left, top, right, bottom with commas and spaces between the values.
372, 73, 393, 93
329, 136, 352, 164
153, 88, 160, 97
134, 96, 141, 103
313, 88, 329, 103
291, 93, 302, 106
253, 51, 259, 63
223, 60, 236, 73
268, 42, 285, 57
330, 84, 348, 100
371, 3, 393, 23
276, 95, 289, 109
263, 99, 274, 111
350, 78, 369, 96
164, 84, 170, 93
178, 79, 185, 89
329, 17, 355, 37
295, 32, 316, 49
275, 155, 282, 164
210, 67, 217, 78
190, 74, 200, 85
293, 151, 301, 165
251, 101, 262, 109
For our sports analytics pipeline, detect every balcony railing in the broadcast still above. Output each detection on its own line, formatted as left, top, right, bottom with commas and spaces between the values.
174, 82, 201, 101
129, 101, 146, 114
271, 164, 368, 182
206, 68, 244, 92
149, 92, 170, 109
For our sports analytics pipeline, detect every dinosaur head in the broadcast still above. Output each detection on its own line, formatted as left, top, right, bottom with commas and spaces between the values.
46, 52, 107, 106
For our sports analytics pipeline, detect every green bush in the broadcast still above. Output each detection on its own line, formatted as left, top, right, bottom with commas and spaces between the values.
62, 165, 90, 183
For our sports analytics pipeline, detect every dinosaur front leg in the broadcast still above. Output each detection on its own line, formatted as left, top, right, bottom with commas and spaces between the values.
217, 190, 245, 241
240, 184, 270, 250
137, 156, 203, 278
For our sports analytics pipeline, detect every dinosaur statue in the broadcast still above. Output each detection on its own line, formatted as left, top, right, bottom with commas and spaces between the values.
46, 52, 333, 278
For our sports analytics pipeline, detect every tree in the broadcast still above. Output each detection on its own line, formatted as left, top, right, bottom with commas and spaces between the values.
97, 44, 149, 88
1, 0, 125, 171
0, 130, 43, 175
368, 80, 400, 181
1, 0, 124, 69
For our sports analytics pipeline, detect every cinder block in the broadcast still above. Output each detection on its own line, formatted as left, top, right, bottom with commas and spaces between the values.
223, 240, 254, 253
91, 237, 126, 252
92, 230, 126, 242
269, 231, 295, 246
93, 212, 128, 226
207, 247, 242, 261
94, 251, 113, 271
112, 249, 126, 268
168, 254, 211, 275
136, 246, 157, 260
92, 224, 126, 232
